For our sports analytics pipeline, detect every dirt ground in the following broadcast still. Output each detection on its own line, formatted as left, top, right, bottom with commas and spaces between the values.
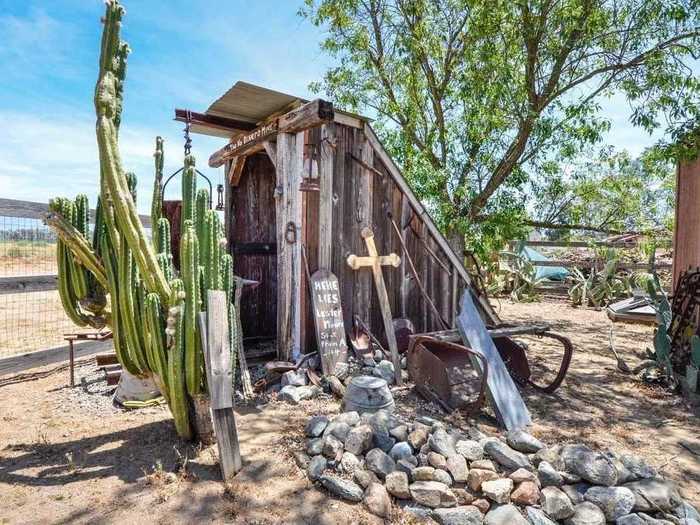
1, 298, 699, 524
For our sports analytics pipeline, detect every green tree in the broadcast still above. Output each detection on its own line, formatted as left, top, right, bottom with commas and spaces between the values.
301, 0, 699, 257
531, 147, 676, 236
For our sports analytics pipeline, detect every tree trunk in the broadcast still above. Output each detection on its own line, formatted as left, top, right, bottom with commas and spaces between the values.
447, 228, 466, 265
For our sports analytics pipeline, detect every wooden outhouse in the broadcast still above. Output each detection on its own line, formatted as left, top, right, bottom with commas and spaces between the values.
177, 82, 497, 361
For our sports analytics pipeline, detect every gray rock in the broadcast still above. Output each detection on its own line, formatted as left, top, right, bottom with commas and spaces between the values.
541, 486, 576, 520
374, 349, 384, 361
457, 439, 485, 461
467, 468, 499, 491
484, 504, 529, 525
306, 438, 324, 455
278, 385, 301, 404
432, 506, 484, 525
615, 514, 676, 525
534, 446, 565, 470
305, 415, 330, 437
483, 439, 532, 471
506, 429, 544, 453
390, 424, 409, 442
281, 369, 308, 387
620, 455, 657, 481
526, 506, 558, 525
334, 411, 361, 426
447, 454, 469, 483
584, 485, 635, 521
293, 451, 310, 469
386, 471, 411, 499
296, 385, 322, 400
564, 502, 606, 525
364, 482, 392, 518
365, 447, 395, 479
374, 360, 395, 383
560, 444, 618, 487
538, 460, 564, 487
319, 474, 364, 502
606, 452, 635, 484
481, 478, 513, 504
409, 425, 431, 450
307, 455, 327, 480
409, 480, 458, 508
354, 468, 380, 489
430, 429, 458, 457
374, 429, 396, 452
400, 356, 407, 369
562, 483, 591, 505
433, 468, 454, 486
397, 458, 416, 477
339, 451, 361, 474
416, 415, 441, 427
400, 503, 432, 520
674, 501, 700, 522
390, 441, 414, 462
429, 451, 448, 469
412, 465, 436, 481
561, 471, 583, 484
345, 424, 374, 455
466, 426, 488, 442
322, 435, 344, 459
323, 421, 351, 442
623, 478, 682, 513
363, 355, 377, 367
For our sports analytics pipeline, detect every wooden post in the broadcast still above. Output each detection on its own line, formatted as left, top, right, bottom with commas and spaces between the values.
201, 293, 243, 480
347, 227, 403, 385
318, 124, 335, 270
275, 132, 304, 361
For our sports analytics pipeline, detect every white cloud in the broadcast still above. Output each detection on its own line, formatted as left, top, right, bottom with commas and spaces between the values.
0, 109, 227, 214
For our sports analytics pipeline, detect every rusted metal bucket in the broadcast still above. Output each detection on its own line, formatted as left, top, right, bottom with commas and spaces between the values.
407, 336, 488, 414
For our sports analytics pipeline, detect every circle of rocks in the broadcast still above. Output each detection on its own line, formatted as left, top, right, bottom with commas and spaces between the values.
296, 410, 699, 524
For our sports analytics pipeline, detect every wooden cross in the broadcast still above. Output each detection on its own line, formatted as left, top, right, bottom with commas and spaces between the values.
347, 227, 403, 385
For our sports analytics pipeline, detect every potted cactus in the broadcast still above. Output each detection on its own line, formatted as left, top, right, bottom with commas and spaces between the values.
44, 0, 239, 440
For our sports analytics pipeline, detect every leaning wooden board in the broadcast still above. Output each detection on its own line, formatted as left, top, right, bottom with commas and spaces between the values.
455, 291, 532, 431
309, 270, 348, 375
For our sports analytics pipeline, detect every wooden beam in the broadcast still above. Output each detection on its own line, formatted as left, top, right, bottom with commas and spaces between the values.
0, 198, 150, 228
227, 156, 247, 186
275, 132, 304, 361
174, 108, 256, 133
209, 99, 334, 168
0, 274, 57, 295
262, 141, 277, 167
318, 124, 335, 270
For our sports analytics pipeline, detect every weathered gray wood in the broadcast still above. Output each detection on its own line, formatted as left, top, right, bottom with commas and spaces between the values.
206, 291, 233, 410
0, 198, 150, 227
0, 274, 58, 295
309, 270, 348, 375
347, 228, 403, 385
209, 99, 334, 168
451, 270, 458, 327
362, 124, 498, 324
262, 141, 277, 167
0, 339, 111, 377
227, 155, 247, 186
198, 309, 242, 480
211, 408, 242, 480
275, 132, 304, 361
318, 123, 335, 270
455, 291, 532, 431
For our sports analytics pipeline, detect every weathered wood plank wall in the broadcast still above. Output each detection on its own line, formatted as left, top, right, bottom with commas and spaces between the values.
673, 154, 700, 289
227, 123, 465, 350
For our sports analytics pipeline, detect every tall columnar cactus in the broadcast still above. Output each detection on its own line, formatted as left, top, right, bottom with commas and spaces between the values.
181, 220, 202, 396
45, 0, 241, 440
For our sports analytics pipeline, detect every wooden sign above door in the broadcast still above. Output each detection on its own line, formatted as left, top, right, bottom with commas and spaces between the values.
309, 269, 348, 376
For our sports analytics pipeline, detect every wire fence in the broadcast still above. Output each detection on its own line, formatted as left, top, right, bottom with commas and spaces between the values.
0, 199, 150, 358
0, 214, 77, 356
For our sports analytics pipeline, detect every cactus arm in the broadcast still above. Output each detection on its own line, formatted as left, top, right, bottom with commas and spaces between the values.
144, 292, 169, 400
151, 136, 164, 252
117, 240, 149, 374
166, 279, 192, 439
181, 220, 202, 396
181, 155, 197, 232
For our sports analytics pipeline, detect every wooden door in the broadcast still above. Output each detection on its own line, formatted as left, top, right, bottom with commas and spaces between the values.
228, 153, 277, 339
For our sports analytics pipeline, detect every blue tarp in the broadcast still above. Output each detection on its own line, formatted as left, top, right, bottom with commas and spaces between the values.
520, 246, 570, 281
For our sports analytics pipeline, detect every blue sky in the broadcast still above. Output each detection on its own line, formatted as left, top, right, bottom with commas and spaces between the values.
0, 1, 685, 213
